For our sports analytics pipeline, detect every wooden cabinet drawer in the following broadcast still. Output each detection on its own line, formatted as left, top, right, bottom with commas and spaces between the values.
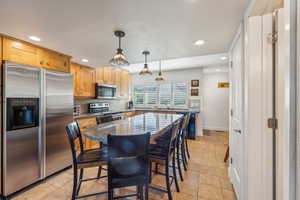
3, 38, 39, 67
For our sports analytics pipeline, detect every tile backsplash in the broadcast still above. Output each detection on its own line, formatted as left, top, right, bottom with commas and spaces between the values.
74, 98, 129, 114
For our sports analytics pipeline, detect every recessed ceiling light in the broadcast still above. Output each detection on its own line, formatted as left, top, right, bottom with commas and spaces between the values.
29, 36, 41, 42
194, 40, 205, 46
221, 56, 228, 60
81, 59, 89, 63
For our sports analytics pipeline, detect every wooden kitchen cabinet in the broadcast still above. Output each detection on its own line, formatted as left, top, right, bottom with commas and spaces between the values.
121, 70, 129, 97
38, 49, 70, 72
71, 62, 96, 98
2, 36, 71, 72
76, 117, 99, 149
95, 67, 104, 84
0, 36, 2, 62
103, 67, 112, 84
3, 37, 39, 67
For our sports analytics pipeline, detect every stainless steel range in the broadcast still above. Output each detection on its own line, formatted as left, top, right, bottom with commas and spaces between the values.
88, 102, 109, 113
1, 62, 73, 197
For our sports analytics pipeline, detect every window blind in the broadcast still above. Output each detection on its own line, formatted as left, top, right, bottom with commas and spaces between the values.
133, 85, 145, 105
173, 83, 187, 106
145, 85, 158, 105
159, 84, 172, 105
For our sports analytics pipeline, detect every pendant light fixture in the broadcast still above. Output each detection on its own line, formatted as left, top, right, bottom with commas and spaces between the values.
109, 30, 130, 66
139, 51, 152, 75
155, 60, 165, 81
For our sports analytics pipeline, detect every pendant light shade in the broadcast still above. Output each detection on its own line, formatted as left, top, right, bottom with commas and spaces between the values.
110, 30, 130, 66
139, 51, 152, 75
155, 60, 165, 81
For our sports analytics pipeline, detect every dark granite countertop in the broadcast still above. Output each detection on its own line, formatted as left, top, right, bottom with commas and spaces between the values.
82, 112, 184, 144
74, 108, 200, 120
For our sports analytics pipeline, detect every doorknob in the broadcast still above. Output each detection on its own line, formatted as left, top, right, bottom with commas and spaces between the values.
234, 129, 242, 134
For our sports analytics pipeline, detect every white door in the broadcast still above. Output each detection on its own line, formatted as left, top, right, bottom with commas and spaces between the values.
229, 28, 244, 199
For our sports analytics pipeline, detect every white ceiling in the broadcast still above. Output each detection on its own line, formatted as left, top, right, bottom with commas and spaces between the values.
0, 0, 251, 67
124, 53, 229, 74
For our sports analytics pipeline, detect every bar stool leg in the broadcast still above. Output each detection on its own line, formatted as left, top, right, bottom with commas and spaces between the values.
145, 184, 149, 200
176, 143, 184, 181
97, 166, 102, 178
165, 160, 173, 200
76, 168, 84, 196
181, 142, 188, 171
185, 137, 191, 159
108, 187, 113, 200
72, 167, 78, 200
172, 153, 180, 192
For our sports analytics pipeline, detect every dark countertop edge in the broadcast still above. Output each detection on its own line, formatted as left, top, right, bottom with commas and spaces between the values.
74, 108, 200, 120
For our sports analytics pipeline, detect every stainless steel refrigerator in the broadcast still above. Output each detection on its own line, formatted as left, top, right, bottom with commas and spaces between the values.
1, 61, 73, 196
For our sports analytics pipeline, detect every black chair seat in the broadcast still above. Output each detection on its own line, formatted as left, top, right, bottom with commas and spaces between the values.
77, 147, 108, 168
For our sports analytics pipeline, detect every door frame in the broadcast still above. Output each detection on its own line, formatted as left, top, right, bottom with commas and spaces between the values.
228, 23, 245, 200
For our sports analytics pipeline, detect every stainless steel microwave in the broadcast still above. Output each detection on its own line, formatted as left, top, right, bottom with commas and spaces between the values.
95, 83, 117, 99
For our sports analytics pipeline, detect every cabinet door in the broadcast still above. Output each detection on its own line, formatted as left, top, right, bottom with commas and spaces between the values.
70, 63, 81, 96
78, 66, 95, 97
3, 38, 39, 67
76, 117, 99, 149
95, 67, 104, 84
103, 67, 112, 84
38, 49, 70, 73
0, 36, 2, 62
121, 70, 129, 97
114, 68, 122, 96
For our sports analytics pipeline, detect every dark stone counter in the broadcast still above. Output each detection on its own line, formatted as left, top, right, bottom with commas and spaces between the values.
82, 112, 184, 144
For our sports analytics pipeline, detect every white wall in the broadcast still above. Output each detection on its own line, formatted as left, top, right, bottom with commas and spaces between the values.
131, 66, 229, 131
201, 71, 229, 131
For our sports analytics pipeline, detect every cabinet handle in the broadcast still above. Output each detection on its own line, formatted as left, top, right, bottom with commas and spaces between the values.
64, 61, 67, 67
40, 61, 44, 65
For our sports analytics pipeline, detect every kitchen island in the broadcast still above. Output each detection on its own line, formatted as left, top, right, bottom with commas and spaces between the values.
82, 112, 184, 144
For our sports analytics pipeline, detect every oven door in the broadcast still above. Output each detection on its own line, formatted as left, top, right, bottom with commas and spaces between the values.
6, 98, 39, 131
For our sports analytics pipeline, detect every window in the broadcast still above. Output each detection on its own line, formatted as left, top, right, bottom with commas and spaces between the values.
145, 85, 158, 105
133, 85, 144, 105
159, 84, 172, 106
173, 83, 187, 106
133, 83, 187, 107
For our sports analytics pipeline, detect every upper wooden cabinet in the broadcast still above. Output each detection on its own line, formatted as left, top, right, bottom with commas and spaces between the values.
2, 36, 71, 72
95, 67, 104, 84
0, 36, 2, 62
3, 37, 39, 67
121, 70, 129, 97
38, 49, 70, 72
71, 62, 96, 98
95, 67, 130, 98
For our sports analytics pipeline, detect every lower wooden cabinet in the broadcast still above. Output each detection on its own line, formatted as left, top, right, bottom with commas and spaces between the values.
76, 117, 100, 150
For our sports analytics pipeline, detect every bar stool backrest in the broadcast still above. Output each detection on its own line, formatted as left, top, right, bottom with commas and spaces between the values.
107, 133, 151, 182
65, 121, 85, 164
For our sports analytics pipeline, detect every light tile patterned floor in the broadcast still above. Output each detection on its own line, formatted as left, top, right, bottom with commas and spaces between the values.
11, 131, 235, 200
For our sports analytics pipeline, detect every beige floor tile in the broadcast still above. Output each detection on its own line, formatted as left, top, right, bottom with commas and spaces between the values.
11, 130, 235, 200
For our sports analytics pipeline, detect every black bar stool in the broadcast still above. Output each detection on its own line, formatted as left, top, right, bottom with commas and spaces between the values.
65, 121, 108, 200
149, 121, 181, 200
107, 133, 151, 200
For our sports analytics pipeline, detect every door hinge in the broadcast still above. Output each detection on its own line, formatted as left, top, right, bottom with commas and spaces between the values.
267, 32, 278, 44
230, 157, 233, 164
230, 61, 233, 68
230, 109, 233, 117
267, 118, 278, 129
